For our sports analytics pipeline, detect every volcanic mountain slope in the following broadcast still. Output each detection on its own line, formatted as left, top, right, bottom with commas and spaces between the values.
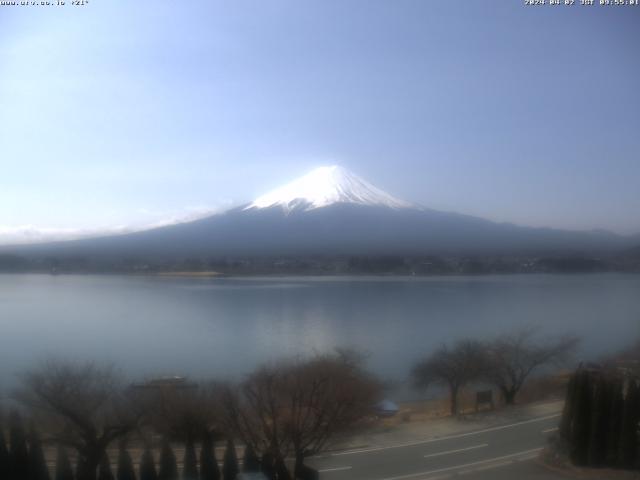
3, 166, 632, 261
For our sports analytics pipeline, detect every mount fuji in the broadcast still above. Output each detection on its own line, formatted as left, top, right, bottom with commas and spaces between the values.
2, 166, 632, 266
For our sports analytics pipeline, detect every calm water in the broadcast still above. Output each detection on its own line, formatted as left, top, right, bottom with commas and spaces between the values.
1, 273, 639, 394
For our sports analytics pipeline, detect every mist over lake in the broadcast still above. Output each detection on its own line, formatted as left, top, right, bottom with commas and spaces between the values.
1, 273, 639, 395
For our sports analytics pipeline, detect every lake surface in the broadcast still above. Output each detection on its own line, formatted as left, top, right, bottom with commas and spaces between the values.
1, 273, 639, 396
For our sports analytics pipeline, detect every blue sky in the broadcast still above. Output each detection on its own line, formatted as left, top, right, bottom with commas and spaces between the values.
1, 0, 639, 243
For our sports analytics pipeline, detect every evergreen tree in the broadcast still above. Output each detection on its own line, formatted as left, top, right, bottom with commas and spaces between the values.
559, 372, 577, 441
54, 446, 74, 480
260, 451, 275, 480
605, 379, 624, 466
199, 433, 219, 480
0, 428, 10, 479
222, 440, 238, 480
619, 380, 639, 469
28, 427, 50, 480
242, 444, 260, 473
587, 377, 608, 467
139, 447, 157, 480
116, 445, 136, 480
183, 438, 198, 480
9, 411, 30, 480
158, 440, 178, 480
569, 370, 591, 466
98, 453, 115, 480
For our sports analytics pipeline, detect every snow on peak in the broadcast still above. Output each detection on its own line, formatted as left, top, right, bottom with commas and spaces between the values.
244, 165, 414, 213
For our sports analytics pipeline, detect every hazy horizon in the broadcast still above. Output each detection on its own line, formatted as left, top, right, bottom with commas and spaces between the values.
1, 1, 639, 245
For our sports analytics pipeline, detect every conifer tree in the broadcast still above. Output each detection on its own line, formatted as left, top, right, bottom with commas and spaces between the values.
587, 377, 608, 467
182, 436, 198, 480
569, 370, 591, 466
98, 453, 115, 480
242, 444, 260, 473
28, 427, 50, 480
0, 428, 10, 479
158, 440, 178, 480
619, 380, 639, 469
605, 379, 624, 467
260, 451, 275, 480
116, 445, 136, 480
559, 372, 577, 441
55, 446, 74, 480
9, 411, 30, 480
199, 433, 219, 480
183, 438, 198, 480
139, 447, 157, 480
222, 440, 238, 480
75, 456, 88, 480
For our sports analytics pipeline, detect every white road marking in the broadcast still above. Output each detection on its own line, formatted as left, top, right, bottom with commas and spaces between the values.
542, 427, 558, 433
377, 447, 543, 480
330, 414, 560, 456
319, 466, 353, 473
423, 443, 488, 459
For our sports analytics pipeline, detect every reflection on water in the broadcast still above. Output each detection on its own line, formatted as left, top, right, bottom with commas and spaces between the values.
0, 273, 639, 395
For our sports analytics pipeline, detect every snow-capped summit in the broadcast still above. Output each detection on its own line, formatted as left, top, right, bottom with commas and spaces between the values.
244, 165, 414, 213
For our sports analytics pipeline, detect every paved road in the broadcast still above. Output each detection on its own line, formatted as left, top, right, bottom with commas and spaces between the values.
309, 414, 567, 480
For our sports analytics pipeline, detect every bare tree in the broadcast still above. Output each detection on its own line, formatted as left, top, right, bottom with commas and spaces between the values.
284, 354, 381, 474
15, 360, 140, 480
221, 368, 287, 458
412, 340, 487, 415
484, 328, 579, 405
138, 381, 223, 442
223, 352, 381, 475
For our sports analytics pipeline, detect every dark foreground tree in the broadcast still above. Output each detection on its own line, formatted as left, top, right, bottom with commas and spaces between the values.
260, 451, 275, 480
559, 372, 577, 441
199, 432, 220, 480
619, 379, 639, 469
116, 444, 136, 480
484, 329, 578, 405
242, 444, 260, 473
16, 361, 140, 480
222, 440, 238, 480
0, 427, 10, 479
183, 438, 198, 480
55, 446, 74, 480
412, 340, 486, 415
569, 370, 592, 466
605, 379, 624, 466
28, 427, 50, 480
9, 411, 30, 480
139, 447, 157, 480
98, 453, 115, 480
587, 377, 609, 467
158, 440, 178, 480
